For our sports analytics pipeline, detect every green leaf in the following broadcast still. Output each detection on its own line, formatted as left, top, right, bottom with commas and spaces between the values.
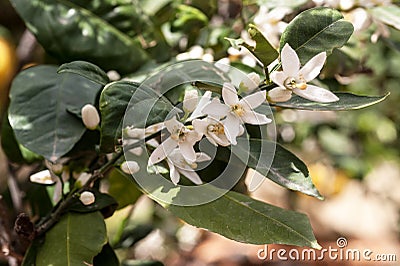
36, 212, 107, 266
371, 4, 400, 30
172, 4, 208, 30
8, 65, 102, 161
160, 186, 320, 248
22, 238, 43, 266
280, 7, 354, 64
10, 0, 149, 74
1, 114, 42, 164
99, 81, 139, 152
270, 92, 389, 111
93, 243, 119, 266
108, 168, 142, 209
233, 139, 322, 199
58, 61, 110, 86
245, 24, 279, 67
68, 190, 118, 218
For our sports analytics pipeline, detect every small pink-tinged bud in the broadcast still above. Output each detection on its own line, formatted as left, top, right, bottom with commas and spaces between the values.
29, 170, 55, 185
79, 191, 95, 205
183, 90, 198, 113
81, 104, 100, 130
121, 161, 140, 174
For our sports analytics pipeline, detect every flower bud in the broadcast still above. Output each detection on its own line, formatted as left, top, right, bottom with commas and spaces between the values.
75, 172, 92, 188
183, 90, 198, 113
81, 104, 100, 130
121, 161, 140, 174
240, 72, 261, 92
79, 191, 95, 205
29, 170, 55, 185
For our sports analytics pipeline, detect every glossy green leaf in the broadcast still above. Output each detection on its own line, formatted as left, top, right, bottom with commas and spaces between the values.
234, 139, 322, 199
371, 5, 400, 30
172, 4, 208, 30
108, 169, 142, 209
93, 243, 119, 266
36, 212, 107, 266
280, 7, 354, 64
245, 24, 278, 67
10, 0, 149, 74
99, 81, 139, 152
270, 92, 389, 111
161, 186, 320, 248
8, 65, 102, 161
58, 61, 110, 86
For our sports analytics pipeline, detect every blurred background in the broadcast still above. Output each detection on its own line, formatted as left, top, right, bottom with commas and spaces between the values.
0, 0, 399, 265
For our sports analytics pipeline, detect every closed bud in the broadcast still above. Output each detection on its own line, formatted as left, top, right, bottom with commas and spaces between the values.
75, 172, 92, 188
183, 90, 198, 113
240, 72, 261, 92
79, 191, 95, 205
29, 170, 55, 185
81, 104, 100, 130
121, 161, 140, 174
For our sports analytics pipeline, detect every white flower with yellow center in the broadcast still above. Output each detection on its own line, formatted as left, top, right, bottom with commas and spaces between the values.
203, 82, 271, 145
166, 149, 210, 185
193, 117, 231, 146
269, 44, 339, 103
148, 116, 202, 165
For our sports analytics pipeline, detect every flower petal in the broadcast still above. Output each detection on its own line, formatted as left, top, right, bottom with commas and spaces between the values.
222, 82, 239, 106
293, 85, 339, 103
299, 52, 326, 82
281, 43, 300, 77
241, 111, 272, 125
179, 141, 197, 163
196, 152, 211, 162
165, 116, 183, 134
179, 169, 203, 185
269, 71, 287, 88
188, 91, 212, 120
192, 118, 208, 135
203, 98, 230, 118
167, 159, 180, 185
241, 90, 266, 109
223, 114, 241, 145
148, 137, 177, 165
268, 87, 292, 102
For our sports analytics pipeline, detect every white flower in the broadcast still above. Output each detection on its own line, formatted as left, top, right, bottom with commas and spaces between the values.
269, 44, 339, 103
239, 72, 261, 93
166, 149, 211, 185
121, 161, 141, 174
148, 116, 202, 165
193, 117, 231, 146
203, 83, 271, 145
80, 191, 95, 205
254, 6, 292, 48
81, 104, 100, 130
29, 170, 55, 185
183, 90, 199, 113
188, 91, 212, 121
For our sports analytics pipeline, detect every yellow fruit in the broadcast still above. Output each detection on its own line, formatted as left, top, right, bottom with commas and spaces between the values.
0, 33, 17, 116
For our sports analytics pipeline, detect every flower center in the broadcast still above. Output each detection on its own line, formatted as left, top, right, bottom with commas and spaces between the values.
171, 126, 189, 142
231, 104, 245, 117
284, 76, 307, 90
207, 123, 225, 135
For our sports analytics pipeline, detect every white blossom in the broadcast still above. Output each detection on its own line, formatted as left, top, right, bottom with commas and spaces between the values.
121, 161, 141, 174
188, 91, 212, 121
183, 90, 199, 113
166, 149, 210, 185
148, 116, 202, 165
269, 44, 339, 103
81, 104, 100, 130
193, 117, 231, 146
239, 72, 261, 93
80, 191, 95, 205
203, 83, 271, 145
29, 170, 55, 185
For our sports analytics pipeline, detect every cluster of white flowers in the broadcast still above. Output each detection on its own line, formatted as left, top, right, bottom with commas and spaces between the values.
123, 73, 271, 185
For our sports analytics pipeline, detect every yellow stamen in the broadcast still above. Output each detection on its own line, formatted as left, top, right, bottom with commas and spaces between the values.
231, 104, 245, 117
